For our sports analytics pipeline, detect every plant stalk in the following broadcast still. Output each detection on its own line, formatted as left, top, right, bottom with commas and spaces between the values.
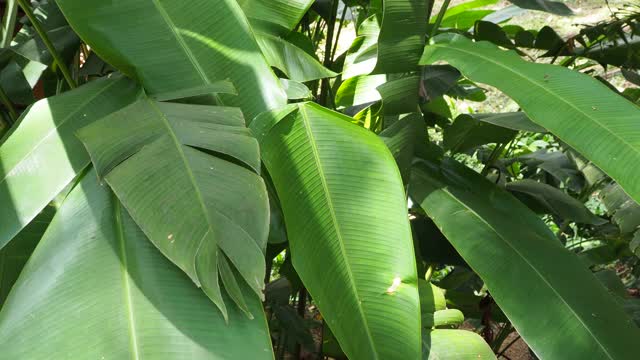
318, 0, 340, 106
330, 3, 348, 62
491, 322, 513, 352
497, 334, 521, 357
16, 0, 76, 89
293, 287, 307, 359
1, 0, 18, 48
430, 0, 451, 38
481, 143, 506, 176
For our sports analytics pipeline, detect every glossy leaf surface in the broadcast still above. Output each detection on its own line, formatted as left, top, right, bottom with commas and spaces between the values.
56, 0, 286, 120
0, 76, 141, 250
410, 157, 640, 359
252, 102, 421, 360
0, 206, 54, 309
0, 172, 273, 359
78, 99, 268, 319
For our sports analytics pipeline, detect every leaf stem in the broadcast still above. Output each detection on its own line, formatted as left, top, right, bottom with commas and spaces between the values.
319, 0, 340, 106
481, 143, 506, 176
430, 0, 451, 38
497, 334, 521, 357
1, 0, 18, 48
491, 322, 513, 352
330, 3, 348, 62
16, 0, 77, 89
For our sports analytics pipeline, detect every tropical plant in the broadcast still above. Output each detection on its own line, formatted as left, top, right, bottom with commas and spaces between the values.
0, 0, 639, 359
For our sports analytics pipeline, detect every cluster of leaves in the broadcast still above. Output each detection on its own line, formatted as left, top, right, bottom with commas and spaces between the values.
1, 1, 640, 359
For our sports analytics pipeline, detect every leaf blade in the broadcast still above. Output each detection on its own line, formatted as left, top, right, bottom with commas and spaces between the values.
0, 171, 273, 359
410, 157, 640, 360
420, 34, 640, 206
56, 0, 286, 120
78, 99, 268, 317
0, 76, 141, 250
253, 103, 421, 360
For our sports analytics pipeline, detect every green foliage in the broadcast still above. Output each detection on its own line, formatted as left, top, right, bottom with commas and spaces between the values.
0, 172, 272, 358
253, 102, 421, 359
1, 1, 640, 359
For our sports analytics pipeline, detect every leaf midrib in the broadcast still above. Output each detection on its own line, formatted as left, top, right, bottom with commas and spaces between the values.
432, 43, 640, 187
298, 106, 379, 359
0, 78, 123, 184
148, 101, 213, 258
147, 101, 261, 283
149, 0, 211, 87
114, 195, 140, 360
425, 172, 613, 359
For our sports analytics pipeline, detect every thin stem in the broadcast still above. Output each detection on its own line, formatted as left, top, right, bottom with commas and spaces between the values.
318, 0, 340, 106
1, 0, 18, 48
330, 4, 348, 62
491, 323, 513, 353
430, 0, 452, 38
311, 19, 326, 49
293, 287, 307, 359
481, 143, 506, 176
0, 85, 17, 123
264, 256, 273, 284
497, 335, 521, 357
318, 320, 325, 359
16, 0, 76, 89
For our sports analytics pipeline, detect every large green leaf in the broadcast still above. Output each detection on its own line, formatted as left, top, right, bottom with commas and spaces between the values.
0, 205, 54, 309
251, 102, 421, 360
421, 34, 640, 206
410, 157, 640, 359
56, 0, 286, 120
342, 0, 428, 78
0, 75, 141, 250
335, 74, 386, 108
380, 113, 426, 184
256, 33, 337, 82
376, 75, 421, 115
374, 0, 428, 73
237, 0, 313, 35
279, 78, 312, 100
77, 98, 268, 319
0, 171, 273, 359
342, 16, 380, 79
